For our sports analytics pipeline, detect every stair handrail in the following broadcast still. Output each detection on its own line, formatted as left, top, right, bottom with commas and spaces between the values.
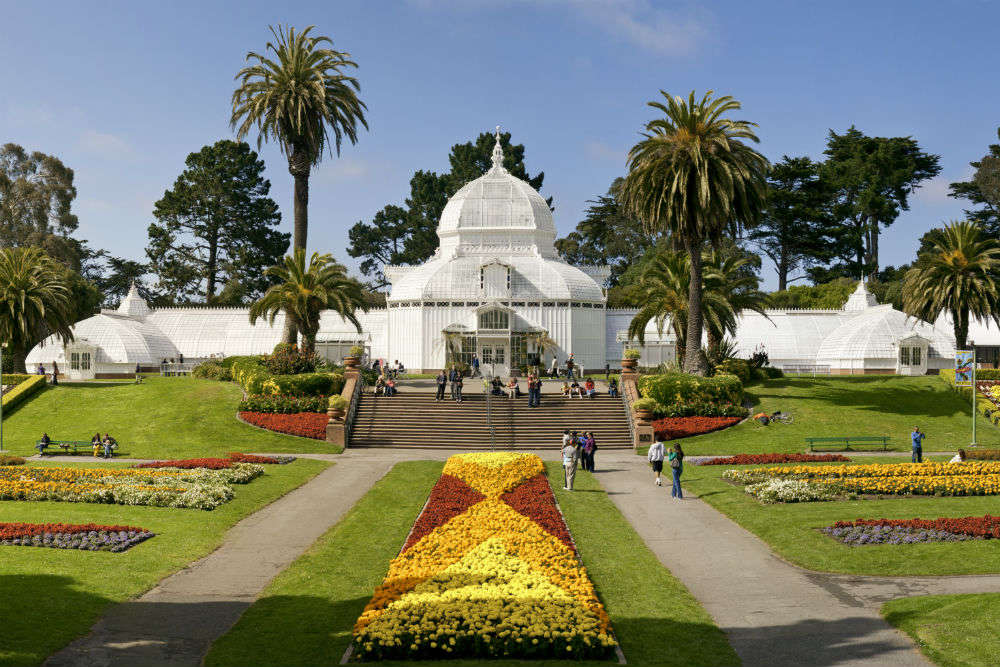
344, 373, 366, 445
620, 376, 636, 446
484, 372, 496, 450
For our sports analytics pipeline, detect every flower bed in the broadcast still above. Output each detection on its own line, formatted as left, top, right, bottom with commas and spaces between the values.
0, 522, 154, 552
136, 458, 235, 470
239, 411, 327, 440
352, 452, 616, 661
227, 452, 296, 464
699, 453, 851, 466
0, 464, 264, 510
823, 515, 1000, 545
726, 462, 1000, 502
652, 416, 742, 441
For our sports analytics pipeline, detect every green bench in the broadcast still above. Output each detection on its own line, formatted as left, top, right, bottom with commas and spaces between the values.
36, 440, 117, 457
806, 436, 889, 452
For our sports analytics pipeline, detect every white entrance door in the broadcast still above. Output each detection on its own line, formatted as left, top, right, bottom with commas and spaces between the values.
480, 343, 510, 378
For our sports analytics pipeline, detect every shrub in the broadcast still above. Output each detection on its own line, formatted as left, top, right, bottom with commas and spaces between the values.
762, 366, 784, 379
1, 375, 46, 411
238, 394, 329, 414
631, 397, 657, 412
328, 395, 348, 410
192, 360, 232, 381
348, 344, 365, 357
623, 348, 641, 360
262, 372, 344, 397
651, 401, 747, 418
232, 357, 270, 394
715, 358, 751, 384
638, 371, 744, 410
0, 455, 26, 466
263, 343, 318, 375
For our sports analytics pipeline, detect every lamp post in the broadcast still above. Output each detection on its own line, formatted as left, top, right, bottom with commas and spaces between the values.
1, 344, 5, 453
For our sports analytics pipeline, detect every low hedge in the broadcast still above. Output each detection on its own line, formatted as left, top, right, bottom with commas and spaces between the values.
0, 375, 46, 411
238, 394, 329, 414
231, 357, 343, 397
638, 371, 744, 406
1, 374, 33, 386
714, 358, 751, 384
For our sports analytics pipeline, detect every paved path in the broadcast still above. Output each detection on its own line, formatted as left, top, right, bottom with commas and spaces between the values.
593, 451, 1000, 667
44, 452, 399, 667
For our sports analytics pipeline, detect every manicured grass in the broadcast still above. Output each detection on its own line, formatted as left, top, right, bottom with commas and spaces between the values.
0, 458, 330, 667
1, 376, 341, 459
684, 456, 1000, 576
651, 376, 996, 456
882, 594, 1000, 667
205, 461, 738, 667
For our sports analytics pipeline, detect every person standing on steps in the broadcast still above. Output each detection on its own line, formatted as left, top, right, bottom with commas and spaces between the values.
668, 443, 685, 498
648, 438, 665, 486
566, 353, 575, 380
453, 370, 464, 403
562, 434, 581, 490
471, 354, 480, 378
435, 369, 447, 401
911, 426, 925, 463
549, 356, 559, 378
448, 365, 459, 401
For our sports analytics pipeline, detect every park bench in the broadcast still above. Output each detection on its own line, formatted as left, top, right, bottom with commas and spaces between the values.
806, 436, 889, 452
36, 440, 118, 457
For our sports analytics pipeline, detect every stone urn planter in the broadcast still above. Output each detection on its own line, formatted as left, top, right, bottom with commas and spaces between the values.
343, 356, 360, 370
633, 408, 653, 423
327, 396, 348, 422
631, 398, 656, 424
621, 358, 638, 371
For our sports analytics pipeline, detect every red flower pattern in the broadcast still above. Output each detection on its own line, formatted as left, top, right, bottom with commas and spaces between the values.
135, 458, 233, 470
701, 453, 852, 465
652, 416, 742, 441
832, 515, 1000, 538
500, 473, 575, 549
0, 522, 147, 539
239, 411, 328, 440
402, 474, 485, 552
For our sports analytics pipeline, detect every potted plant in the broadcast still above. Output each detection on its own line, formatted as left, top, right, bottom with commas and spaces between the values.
327, 395, 348, 421
343, 345, 365, 370
631, 397, 657, 422
622, 348, 641, 371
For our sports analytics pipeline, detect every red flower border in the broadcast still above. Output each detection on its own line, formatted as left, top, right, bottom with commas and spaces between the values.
701, 453, 852, 465
239, 411, 327, 440
832, 515, 1000, 538
0, 522, 147, 539
652, 416, 741, 441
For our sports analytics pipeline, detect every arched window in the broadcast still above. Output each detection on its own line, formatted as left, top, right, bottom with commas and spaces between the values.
478, 309, 509, 330
480, 263, 511, 298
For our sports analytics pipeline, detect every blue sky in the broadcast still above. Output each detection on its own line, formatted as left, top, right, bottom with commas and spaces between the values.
3, 0, 998, 290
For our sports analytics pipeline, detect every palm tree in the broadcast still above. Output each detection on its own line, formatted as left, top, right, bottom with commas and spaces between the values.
702, 250, 770, 354
620, 90, 768, 375
249, 249, 368, 355
232, 25, 368, 342
525, 330, 559, 369
0, 247, 74, 373
902, 221, 1000, 349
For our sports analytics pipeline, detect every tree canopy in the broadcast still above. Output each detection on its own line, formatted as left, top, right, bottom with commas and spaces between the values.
146, 140, 289, 304
949, 127, 1000, 237
348, 131, 548, 289
820, 126, 940, 277
747, 156, 833, 290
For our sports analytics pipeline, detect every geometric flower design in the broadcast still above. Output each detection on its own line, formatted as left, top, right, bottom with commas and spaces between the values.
352, 453, 616, 661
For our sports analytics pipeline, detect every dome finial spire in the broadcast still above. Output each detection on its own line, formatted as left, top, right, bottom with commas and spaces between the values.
490, 125, 505, 173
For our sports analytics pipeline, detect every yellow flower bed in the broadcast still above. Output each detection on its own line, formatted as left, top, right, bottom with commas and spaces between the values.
749, 462, 1000, 479
353, 453, 616, 661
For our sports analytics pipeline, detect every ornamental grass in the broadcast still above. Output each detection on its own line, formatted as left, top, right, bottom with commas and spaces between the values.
352, 452, 617, 661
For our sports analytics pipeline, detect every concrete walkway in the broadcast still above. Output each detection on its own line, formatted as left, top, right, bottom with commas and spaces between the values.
592, 451, 1000, 667
43, 452, 400, 667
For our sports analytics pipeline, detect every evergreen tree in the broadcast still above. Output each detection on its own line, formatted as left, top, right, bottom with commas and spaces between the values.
146, 140, 289, 304
949, 128, 1000, 237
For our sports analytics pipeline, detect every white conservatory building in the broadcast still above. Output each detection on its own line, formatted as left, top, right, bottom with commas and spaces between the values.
27, 132, 959, 379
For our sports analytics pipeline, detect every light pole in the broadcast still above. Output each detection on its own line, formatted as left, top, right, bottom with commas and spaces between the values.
1, 344, 5, 453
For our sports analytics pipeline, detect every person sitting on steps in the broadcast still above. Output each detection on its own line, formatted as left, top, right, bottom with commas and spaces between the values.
584, 377, 596, 399
561, 381, 571, 398
608, 377, 619, 398
570, 380, 584, 398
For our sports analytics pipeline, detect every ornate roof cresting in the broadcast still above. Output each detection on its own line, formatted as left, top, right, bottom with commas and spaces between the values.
489, 124, 506, 174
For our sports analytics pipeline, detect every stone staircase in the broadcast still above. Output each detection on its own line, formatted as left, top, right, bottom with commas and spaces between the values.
349, 391, 633, 449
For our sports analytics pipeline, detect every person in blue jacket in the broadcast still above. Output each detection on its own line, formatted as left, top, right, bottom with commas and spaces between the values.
911, 426, 925, 463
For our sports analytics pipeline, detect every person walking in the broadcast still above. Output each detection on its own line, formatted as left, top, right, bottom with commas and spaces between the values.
549, 356, 559, 378
562, 434, 581, 490
648, 438, 665, 486
566, 353, 575, 380
528, 373, 541, 407
668, 443, 685, 498
471, 354, 480, 378
582, 432, 597, 471
435, 369, 447, 401
911, 426, 925, 463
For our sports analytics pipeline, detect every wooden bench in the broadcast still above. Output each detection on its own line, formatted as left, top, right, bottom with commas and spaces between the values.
36, 440, 118, 457
806, 436, 889, 452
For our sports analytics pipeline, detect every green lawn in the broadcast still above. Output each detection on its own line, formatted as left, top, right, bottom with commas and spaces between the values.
882, 594, 1000, 667
205, 461, 738, 667
652, 376, 995, 456
1, 376, 341, 459
683, 456, 1000, 576
0, 457, 330, 667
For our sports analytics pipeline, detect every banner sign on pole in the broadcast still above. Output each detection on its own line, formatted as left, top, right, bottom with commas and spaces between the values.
955, 350, 974, 386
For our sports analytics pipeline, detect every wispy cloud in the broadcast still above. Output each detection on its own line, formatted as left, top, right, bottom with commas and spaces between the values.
319, 156, 372, 182
585, 140, 626, 164
407, 0, 708, 56
913, 167, 974, 205
79, 129, 133, 158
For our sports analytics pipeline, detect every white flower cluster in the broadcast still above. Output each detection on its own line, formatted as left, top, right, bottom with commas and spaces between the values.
743, 478, 838, 504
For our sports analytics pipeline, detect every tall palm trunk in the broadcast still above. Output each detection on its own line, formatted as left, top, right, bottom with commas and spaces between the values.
952, 307, 969, 350
284, 146, 313, 345
683, 236, 709, 376
10, 344, 27, 374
